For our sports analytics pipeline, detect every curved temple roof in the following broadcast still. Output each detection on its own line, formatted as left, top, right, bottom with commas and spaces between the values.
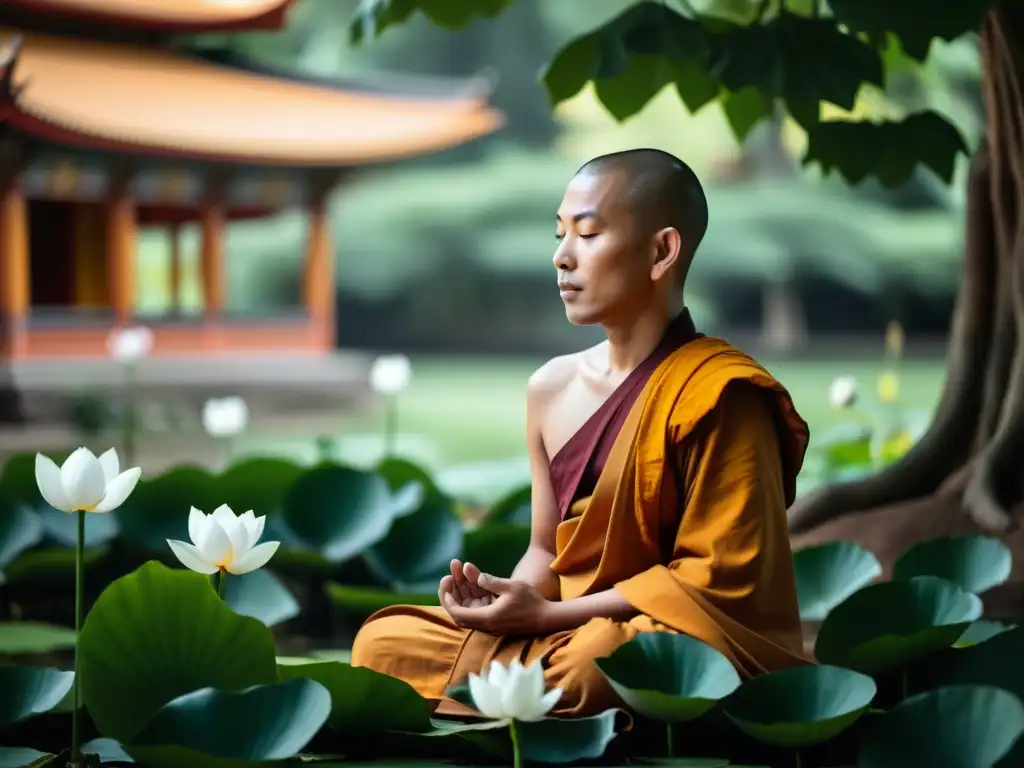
0, 31, 504, 167
1, 0, 297, 32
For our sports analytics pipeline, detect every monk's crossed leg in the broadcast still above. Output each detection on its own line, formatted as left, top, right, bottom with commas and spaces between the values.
351, 606, 658, 717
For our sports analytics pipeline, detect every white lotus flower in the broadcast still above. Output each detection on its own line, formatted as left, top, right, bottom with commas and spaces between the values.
370, 354, 411, 395
828, 375, 857, 409
468, 659, 561, 722
35, 448, 141, 514
167, 505, 279, 575
107, 325, 154, 364
202, 396, 249, 438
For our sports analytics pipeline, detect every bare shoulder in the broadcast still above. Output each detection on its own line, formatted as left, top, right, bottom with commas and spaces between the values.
526, 340, 606, 410
527, 352, 578, 401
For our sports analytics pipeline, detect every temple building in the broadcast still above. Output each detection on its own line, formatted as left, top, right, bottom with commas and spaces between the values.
0, 0, 501, 423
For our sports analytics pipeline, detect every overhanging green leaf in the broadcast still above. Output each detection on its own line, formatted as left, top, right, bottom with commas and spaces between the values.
804, 110, 969, 188
539, 2, 716, 119
349, 0, 516, 43
829, 0, 998, 61
708, 12, 883, 116
720, 87, 772, 142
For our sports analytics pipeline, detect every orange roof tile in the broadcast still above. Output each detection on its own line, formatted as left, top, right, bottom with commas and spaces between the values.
1, 31, 504, 166
3, 0, 296, 32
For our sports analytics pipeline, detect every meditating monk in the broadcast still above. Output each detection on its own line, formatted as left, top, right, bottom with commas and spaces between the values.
351, 148, 811, 718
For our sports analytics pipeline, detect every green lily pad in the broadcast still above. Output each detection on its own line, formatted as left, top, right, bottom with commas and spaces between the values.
815, 424, 872, 468
277, 660, 433, 733
0, 496, 42, 569
222, 569, 300, 627
955, 620, 1014, 648
217, 457, 304, 518
0, 665, 75, 728
0, 452, 63, 504
792, 541, 882, 621
116, 467, 220, 551
484, 484, 531, 526
280, 465, 394, 562
377, 456, 444, 506
78, 560, 278, 743
2, 545, 108, 584
462, 524, 531, 579
364, 499, 463, 589
939, 624, 1024, 695
518, 709, 622, 764
723, 665, 876, 748
0, 622, 77, 654
310, 649, 352, 664
37, 508, 119, 548
937, 624, 1024, 765
859, 685, 1024, 767
324, 582, 438, 623
814, 576, 982, 674
133, 678, 330, 761
594, 633, 741, 722
124, 745, 252, 768
892, 534, 1013, 594
0, 747, 57, 768
440, 707, 621, 765
81, 738, 133, 764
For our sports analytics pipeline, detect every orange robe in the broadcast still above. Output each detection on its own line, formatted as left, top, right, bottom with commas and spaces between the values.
351, 336, 811, 718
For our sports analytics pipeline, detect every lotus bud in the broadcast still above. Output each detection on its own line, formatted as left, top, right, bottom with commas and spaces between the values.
35, 447, 141, 514
370, 354, 412, 396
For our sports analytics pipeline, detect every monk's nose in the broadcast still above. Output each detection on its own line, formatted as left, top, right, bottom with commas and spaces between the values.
553, 242, 574, 271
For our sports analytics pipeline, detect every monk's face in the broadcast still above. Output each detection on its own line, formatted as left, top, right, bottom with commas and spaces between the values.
554, 169, 665, 326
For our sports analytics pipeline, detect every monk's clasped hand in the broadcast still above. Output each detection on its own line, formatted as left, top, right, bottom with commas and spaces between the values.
441, 572, 554, 636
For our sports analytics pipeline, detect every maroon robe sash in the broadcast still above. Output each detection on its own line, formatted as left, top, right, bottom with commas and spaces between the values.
549, 310, 702, 520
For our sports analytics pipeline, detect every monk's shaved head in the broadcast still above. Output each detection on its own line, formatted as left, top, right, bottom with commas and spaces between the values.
574, 149, 708, 260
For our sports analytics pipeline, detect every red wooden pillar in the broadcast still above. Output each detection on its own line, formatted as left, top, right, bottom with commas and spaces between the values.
106, 176, 137, 328
168, 222, 182, 313
303, 182, 335, 349
0, 182, 29, 358
200, 201, 225, 320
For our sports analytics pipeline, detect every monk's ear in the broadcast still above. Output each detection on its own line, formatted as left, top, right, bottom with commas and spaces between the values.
649, 227, 682, 283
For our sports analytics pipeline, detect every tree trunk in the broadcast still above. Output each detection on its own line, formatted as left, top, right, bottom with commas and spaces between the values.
788, 5, 1024, 577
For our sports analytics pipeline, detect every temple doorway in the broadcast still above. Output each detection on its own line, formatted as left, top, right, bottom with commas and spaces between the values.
28, 200, 110, 312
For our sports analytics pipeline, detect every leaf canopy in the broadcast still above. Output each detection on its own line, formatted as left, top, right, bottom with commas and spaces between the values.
349, 0, 996, 189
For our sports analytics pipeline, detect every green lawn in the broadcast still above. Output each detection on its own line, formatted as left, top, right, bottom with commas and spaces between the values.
245, 355, 947, 503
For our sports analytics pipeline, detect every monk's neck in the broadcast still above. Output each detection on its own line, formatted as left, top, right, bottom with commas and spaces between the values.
602, 306, 679, 373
